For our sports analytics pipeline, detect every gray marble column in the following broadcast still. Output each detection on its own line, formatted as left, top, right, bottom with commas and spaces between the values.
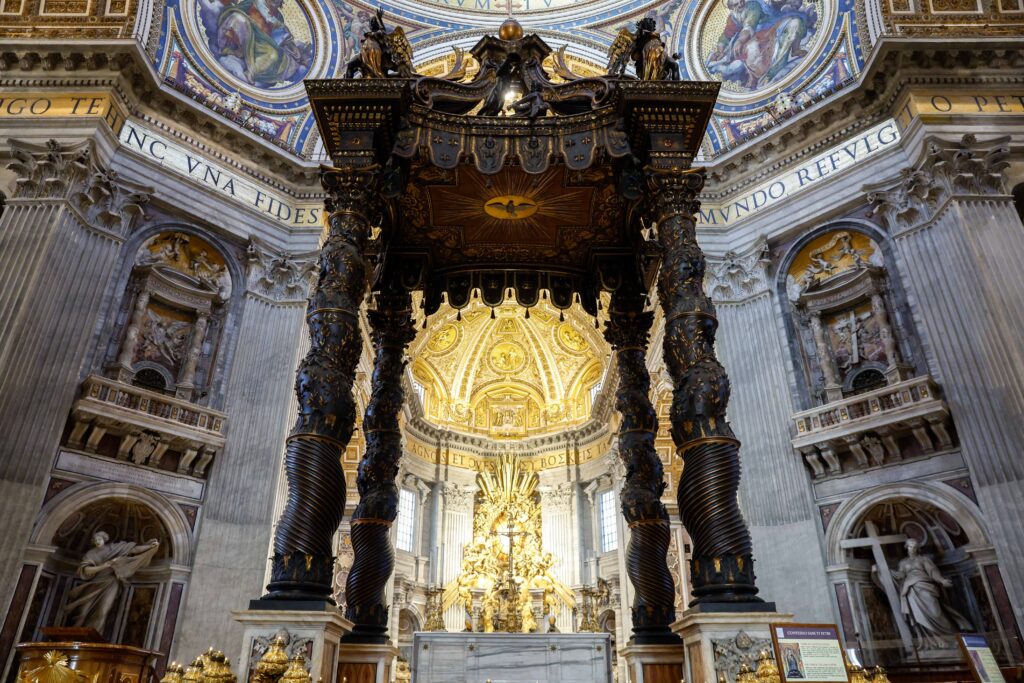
704, 239, 832, 620
0, 139, 150, 608
866, 133, 1024, 625
172, 244, 315, 661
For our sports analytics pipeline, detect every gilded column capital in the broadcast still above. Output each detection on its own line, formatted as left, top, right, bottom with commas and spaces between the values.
704, 236, 772, 304
866, 134, 1011, 233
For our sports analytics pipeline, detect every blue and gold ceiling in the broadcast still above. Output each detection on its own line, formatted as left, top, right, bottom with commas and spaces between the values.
154, 0, 864, 157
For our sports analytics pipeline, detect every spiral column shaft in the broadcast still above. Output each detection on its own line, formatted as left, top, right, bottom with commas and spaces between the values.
652, 168, 764, 606
262, 166, 377, 602
604, 288, 679, 643
344, 285, 415, 642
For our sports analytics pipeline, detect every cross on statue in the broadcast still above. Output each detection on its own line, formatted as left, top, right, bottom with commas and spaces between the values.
840, 520, 913, 652
497, 519, 526, 587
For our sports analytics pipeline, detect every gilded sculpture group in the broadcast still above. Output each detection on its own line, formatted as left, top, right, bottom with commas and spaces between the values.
440, 455, 575, 633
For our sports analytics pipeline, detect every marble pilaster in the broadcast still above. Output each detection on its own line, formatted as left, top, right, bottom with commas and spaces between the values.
865, 133, 1024, 626
173, 248, 315, 661
540, 483, 576, 632
705, 239, 832, 621
0, 139, 150, 608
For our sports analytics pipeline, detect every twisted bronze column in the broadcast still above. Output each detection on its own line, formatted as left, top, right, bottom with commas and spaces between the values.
262, 166, 377, 603
343, 283, 415, 642
604, 287, 679, 643
652, 167, 764, 607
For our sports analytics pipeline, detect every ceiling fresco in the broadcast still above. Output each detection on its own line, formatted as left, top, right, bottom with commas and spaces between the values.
153, 0, 864, 156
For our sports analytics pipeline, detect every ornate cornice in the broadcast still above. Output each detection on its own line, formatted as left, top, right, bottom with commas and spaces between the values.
704, 236, 772, 304
244, 237, 318, 304
0, 41, 323, 186
865, 133, 1011, 234
7, 138, 150, 237
700, 40, 1024, 201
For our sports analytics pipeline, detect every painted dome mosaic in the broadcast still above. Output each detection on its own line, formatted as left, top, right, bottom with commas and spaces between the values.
154, 0, 864, 156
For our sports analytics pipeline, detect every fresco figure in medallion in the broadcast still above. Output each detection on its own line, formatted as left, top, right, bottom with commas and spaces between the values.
706, 0, 817, 90
200, 0, 313, 88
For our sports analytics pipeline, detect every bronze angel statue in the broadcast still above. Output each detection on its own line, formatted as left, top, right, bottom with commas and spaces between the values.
344, 8, 415, 78
607, 17, 680, 81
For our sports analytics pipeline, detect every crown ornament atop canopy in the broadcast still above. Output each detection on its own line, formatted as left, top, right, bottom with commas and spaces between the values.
305, 12, 718, 319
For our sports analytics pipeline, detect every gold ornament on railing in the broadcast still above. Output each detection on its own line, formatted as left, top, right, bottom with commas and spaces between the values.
161, 663, 186, 683
870, 666, 890, 683
183, 657, 205, 683
737, 662, 758, 683
755, 650, 781, 683
200, 650, 236, 683
280, 655, 311, 683
252, 636, 290, 683
843, 655, 868, 683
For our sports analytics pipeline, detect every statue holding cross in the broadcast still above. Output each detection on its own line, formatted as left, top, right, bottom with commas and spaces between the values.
842, 521, 971, 655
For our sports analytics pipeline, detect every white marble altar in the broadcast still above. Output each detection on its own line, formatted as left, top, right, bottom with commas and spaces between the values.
411, 632, 612, 683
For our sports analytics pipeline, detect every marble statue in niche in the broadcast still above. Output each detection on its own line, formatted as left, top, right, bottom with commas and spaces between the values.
825, 303, 886, 374
884, 539, 972, 650
137, 305, 192, 368
64, 532, 160, 633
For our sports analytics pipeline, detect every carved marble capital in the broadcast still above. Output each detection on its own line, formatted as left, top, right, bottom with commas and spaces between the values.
704, 236, 771, 304
245, 237, 318, 303
443, 482, 474, 512
7, 139, 151, 236
540, 483, 574, 512
866, 134, 1010, 233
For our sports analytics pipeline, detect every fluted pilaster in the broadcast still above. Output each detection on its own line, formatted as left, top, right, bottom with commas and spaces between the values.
866, 133, 1024, 618
706, 241, 830, 619
0, 138, 150, 606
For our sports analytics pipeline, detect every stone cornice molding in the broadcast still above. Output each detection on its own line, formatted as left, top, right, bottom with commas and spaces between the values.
704, 236, 772, 304
864, 133, 1011, 234
243, 236, 318, 304
402, 412, 611, 462
7, 137, 151, 237
0, 40, 323, 185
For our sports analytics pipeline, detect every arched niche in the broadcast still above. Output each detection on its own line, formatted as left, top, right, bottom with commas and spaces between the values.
109, 230, 234, 402
824, 483, 1020, 666
775, 222, 922, 408
19, 483, 193, 653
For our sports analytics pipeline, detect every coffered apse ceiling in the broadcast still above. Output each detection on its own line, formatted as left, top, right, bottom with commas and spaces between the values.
409, 301, 605, 439
152, 0, 864, 157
